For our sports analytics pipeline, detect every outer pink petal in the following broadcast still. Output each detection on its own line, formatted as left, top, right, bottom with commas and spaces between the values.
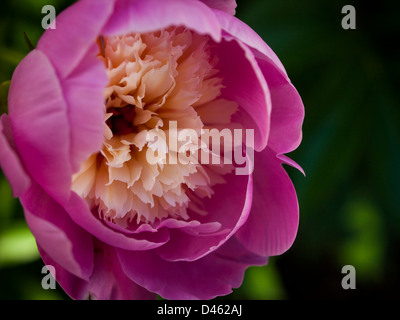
8, 50, 71, 204
154, 172, 252, 262
37, 0, 114, 79
65, 192, 170, 251
0, 115, 31, 197
214, 10, 305, 154
212, 36, 271, 151
117, 237, 266, 300
62, 44, 108, 173
102, 0, 221, 42
20, 182, 94, 281
200, 0, 237, 15
236, 147, 300, 257
37, 0, 112, 174
257, 58, 305, 155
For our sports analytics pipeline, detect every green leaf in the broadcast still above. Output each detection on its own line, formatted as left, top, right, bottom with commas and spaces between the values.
23, 32, 35, 52
0, 80, 10, 115
0, 222, 40, 268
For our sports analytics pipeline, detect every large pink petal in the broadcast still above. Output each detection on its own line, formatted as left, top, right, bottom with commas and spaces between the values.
0, 115, 31, 197
62, 44, 108, 173
117, 237, 266, 300
214, 10, 304, 154
154, 172, 252, 262
8, 50, 71, 204
37, 0, 114, 79
257, 58, 305, 155
236, 147, 300, 257
200, 0, 237, 15
20, 182, 94, 281
65, 192, 170, 251
102, 0, 221, 42
212, 36, 271, 151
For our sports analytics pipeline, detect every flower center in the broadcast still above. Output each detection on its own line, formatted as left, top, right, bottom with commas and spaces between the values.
72, 27, 239, 226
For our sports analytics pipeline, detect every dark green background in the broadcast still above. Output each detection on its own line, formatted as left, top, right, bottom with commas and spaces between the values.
0, 0, 399, 299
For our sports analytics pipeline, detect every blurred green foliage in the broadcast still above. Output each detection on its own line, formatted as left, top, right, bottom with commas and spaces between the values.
0, 0, 399, 300
235, 0, 400, 299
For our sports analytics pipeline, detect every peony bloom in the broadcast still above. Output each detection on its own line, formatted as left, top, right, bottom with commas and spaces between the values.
0, 0, 304, 299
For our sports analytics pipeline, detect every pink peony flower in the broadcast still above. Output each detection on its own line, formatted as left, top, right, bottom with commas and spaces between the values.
0, 0, 304, 299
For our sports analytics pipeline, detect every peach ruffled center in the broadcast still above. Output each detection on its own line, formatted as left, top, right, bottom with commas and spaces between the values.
72, 27, 238, 226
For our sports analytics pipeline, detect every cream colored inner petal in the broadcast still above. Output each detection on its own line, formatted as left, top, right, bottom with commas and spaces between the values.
72, 27, 239, 226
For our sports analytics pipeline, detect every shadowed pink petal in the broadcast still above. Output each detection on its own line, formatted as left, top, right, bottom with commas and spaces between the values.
117, 236, 265, 300
21, 182, 94, 280
86, 241, 156, 300
217, 236, 267, 266
66, 192, 170, 251
214, 10, 287, 77
0, 115, 31, 197
212, 37, 271, 151
200, 0, 237, 15
37, 0, 114, 79
236, 147, 299, 257
38, 246, 90, 300
154, 172, 252, 262
102, 0, 221, 42
8, 50, 71, 204
62, 44, 108, 173
39, 243, 155, 300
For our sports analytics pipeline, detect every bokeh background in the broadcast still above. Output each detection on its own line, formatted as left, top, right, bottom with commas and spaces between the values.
0, 0, 399, 300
